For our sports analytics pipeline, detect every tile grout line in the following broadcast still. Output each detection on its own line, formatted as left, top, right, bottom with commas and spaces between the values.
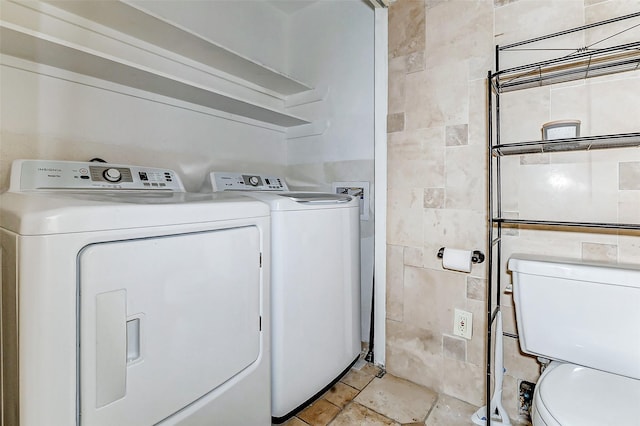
422, 393, 441, 424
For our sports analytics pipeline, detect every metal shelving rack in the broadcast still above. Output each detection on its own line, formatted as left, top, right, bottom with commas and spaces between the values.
485, 12, 640, 425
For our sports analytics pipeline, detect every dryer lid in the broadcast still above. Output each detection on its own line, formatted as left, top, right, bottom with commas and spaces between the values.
537, 363, 640, 426
0, 191, 269, 235
1, 160, 270, 235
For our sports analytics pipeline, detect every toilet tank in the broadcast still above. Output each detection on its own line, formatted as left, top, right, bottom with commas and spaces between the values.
509, 254, 640, 380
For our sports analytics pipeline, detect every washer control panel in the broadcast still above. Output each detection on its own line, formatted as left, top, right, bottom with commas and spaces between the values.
210, 172, 289, 192
11, 160, 185, 191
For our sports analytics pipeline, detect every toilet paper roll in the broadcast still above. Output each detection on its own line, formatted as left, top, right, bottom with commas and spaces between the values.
442, 248, 473, 273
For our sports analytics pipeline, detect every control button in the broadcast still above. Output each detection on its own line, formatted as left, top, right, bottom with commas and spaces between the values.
249, 176, 260, 186
103, 168, 122, 182
79, 168, 88, 175
80, 175, 90, 180
139, 172, 148, 181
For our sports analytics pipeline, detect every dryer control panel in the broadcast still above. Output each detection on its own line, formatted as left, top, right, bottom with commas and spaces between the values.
209, 172, 289, 192
11, 160, 185, 191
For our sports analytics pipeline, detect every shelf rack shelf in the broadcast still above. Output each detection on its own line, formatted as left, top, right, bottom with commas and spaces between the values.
493, 11, 640, 93
492, 218, 640, 231
493, 132, 640, 155
485, 12, 640, 426
494, 41, 640, 92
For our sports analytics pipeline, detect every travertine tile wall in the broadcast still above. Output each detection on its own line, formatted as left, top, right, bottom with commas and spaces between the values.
386, 0, 640, 421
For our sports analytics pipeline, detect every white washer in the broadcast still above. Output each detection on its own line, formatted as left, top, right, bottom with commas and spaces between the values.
1, 160, 271, 426
207, 172, 361, 423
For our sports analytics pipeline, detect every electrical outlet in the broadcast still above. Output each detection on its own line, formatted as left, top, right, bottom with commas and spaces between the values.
453, 309, 473, 339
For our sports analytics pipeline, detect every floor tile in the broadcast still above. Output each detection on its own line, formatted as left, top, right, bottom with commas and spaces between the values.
323, 382, 360, 408
282, 417, 309, 426
340, 367, 376, 390
358, 362, 382, 376
328, 402, 400, 426
297, 399, 341, 426
354, 374, 438, 424
424, 394, 478, 426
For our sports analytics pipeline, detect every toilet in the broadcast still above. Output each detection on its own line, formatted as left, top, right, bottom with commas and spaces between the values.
508, 254, 640, 426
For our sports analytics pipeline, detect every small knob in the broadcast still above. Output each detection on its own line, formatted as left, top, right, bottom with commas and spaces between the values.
249, 176, 260, 186
103, 168, 122, 182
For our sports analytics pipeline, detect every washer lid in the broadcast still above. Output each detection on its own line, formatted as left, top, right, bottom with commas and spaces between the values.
277, 192, 352, 203
237, 190, 359, 211
537, 363, 640, 425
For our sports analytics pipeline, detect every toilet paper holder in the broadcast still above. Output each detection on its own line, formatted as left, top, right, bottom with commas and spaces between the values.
437, 247, 485, 264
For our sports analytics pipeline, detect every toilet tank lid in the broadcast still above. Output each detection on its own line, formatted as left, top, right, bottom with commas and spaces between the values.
508, 254, 640, 289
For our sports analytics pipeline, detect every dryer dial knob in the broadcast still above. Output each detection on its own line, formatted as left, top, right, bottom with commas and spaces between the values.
249, 176, 260, 186
103, 168, 122, 182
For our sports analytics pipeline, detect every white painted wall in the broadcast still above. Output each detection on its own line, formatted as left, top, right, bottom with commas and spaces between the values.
0, 62, 287, 191
285, 1, 376, 343
129, 0, 289, 73
286, 1, 375, 166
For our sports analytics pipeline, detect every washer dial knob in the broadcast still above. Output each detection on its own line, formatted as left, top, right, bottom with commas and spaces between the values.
103, 168, 122, 182
249, 176, 260, 186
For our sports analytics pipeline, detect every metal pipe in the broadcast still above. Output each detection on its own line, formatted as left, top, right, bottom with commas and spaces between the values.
486, 70, 494, 426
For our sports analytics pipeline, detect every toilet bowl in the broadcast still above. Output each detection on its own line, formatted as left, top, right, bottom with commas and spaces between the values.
508, 254, 640, 426
531, 362, 640, 426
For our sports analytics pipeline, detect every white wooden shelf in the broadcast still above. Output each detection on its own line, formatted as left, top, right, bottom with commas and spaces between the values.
46, 0, 313, 97
0, 0, 319, 129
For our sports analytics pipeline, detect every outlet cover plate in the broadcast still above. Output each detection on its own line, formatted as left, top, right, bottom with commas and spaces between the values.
453, 308, 473, 339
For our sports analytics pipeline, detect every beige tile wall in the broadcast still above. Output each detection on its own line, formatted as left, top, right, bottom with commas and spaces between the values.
386, 0, 640, 421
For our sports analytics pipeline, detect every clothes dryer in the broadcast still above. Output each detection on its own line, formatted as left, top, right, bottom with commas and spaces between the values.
207, 172, 361, 423
0, 160, 271, 426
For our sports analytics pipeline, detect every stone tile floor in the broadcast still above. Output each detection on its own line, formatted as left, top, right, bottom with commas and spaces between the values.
281, 362, 480, 426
